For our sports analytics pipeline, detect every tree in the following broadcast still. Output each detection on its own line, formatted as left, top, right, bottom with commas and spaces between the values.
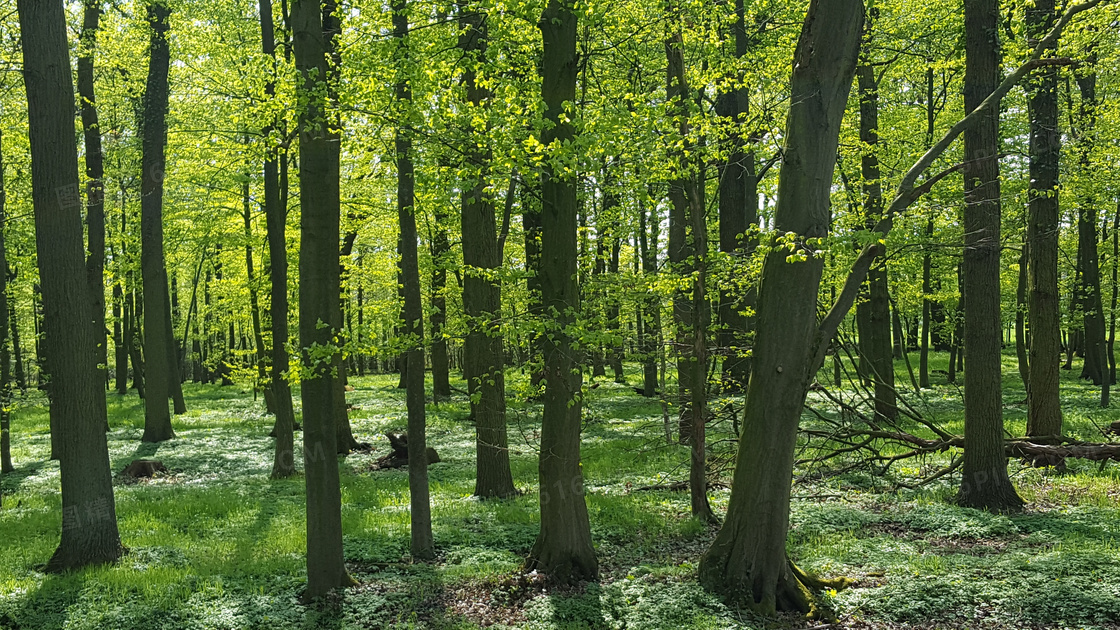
292, 0, 354, 598
393, 0, 435, 560
17, 0, 123, 570
698, 0, 863, 615
457, 2, 516, 499
139, 0, 177, 443
955, 0, 1024, 511
259, 0, 298, 480
525, 0, 598, 585
0, 127, 10, 476
1025, 0, 1063, 438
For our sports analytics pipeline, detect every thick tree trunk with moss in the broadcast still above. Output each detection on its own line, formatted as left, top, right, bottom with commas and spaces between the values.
18, 0, 123, 570
956, 0, 1023, 512
139, 1, 176, 443
1025, 0, 1062, 437
698, 0, 862, 615
292, 0, 353, 598
525, 0, 597, 585
458, 3, 515, 499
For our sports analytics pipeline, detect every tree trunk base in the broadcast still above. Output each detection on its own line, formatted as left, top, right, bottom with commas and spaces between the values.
700, 553, 852, 619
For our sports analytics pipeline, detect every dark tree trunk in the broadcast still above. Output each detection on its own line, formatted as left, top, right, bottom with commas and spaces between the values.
243, 177, 272, 413
1109, 202, 1119, 386
392, 0, 435, 559
114, 279, 127, 394
430, 205, 450, 399
699, 0, 863, 614
1074, 66, 1106, 394
458, 3, 515, 499
919, 215, 933, 389
1016, 240, 1030, 394
18, 0, 123, 570
525, 0, 598, 584
139, 1, 176, 442
638, 196, 660, 397
1025, 0, 1062, 437
522, 174, 545, 390
957, 0, 1023, 511
126, 288, 144, 396
292, 0, 353, 598
857, 27, 897, 422
78, 0, 107, 392
717, 0, 756, 392
0, 128, 11, 474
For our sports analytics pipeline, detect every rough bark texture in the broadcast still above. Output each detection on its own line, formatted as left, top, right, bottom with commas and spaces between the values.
139, 1, 176, 443
698, 0, 862, 615
458, 4, 515, 499
525, 0, 598, 585
957, 0, 1023, 512
393, 0, 435, 559
292, 0, 353, 598
18, 0, 124, 570
1025, 0, 1062, 437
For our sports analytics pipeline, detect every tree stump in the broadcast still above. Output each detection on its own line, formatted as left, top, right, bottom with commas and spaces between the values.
370, 432, 439, 470
121, 459, 167, 479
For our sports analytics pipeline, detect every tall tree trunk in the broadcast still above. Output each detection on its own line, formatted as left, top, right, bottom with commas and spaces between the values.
17, 0, 123, 570
1074, 64, 1107, 399
1109, 201, 1119, 386
261, 0, 297, 477
292, 0, 353, 598
525, 0, 598, 584
0, 128, 11, 474
957, 0, 1023, 511
857, 24, 897, 422
1016, 240, 1030, 394
698, 0, 862, 614
1024, 0, 1062, 437
522, 174, 545, 390
430, 205, 450, 399
243, 178, 272, 412
78, 0, 107, 393
717, 0, 756, 392
458, 3, 515, 499
920, 218, 933, 388
139, 1, 176, 442
638, 195, 660, 396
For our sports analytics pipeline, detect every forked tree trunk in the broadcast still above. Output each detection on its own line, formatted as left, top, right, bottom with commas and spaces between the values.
292, 0, 353, 599
699, 0, 862, 615
458, 3, 515, 499
18, 0, 123, 570
1025, 0, 1062, 437
139, 1, 176, 443
957, 0, 1023, 512
525, 0, 598, 585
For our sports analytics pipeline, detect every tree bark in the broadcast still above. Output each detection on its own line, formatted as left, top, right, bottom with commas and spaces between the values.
698, 0, 862, 615
1015, 240, 1030, 394
957, 0, 1023, 512
392, 0, 435, 559
1074, 65, 1107, 393
18, 0, 123, 570
525, 0, 598, 584
292, 0, 353, 598
638, 195, 660, 397
1024, 0, 1062, 437
0, 128, 11, 474
139, 1, 176, 442
458, 3, 515, 499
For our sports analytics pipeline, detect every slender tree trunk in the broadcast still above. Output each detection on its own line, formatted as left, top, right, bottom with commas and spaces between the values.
292, 0, 353, 598
1024, 0, 1063, 437
638, 195, 659, 397
18, 0, 123, 570
1016, 240, 1030, 394
139, 1, 176, 442
243, 175, 272, 413
0, 128, 11, 474
430, 206, 450, 399
525, 0, 598, 584
957, 0, 1023, 511
698, 0, 863, 614
1109, 202, 1119, 385
920, 218, 933, 388
522, 174, 545, 390
1073, 64, 1107, 401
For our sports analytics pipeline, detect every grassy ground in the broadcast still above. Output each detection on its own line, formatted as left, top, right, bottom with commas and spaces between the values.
0, 352, 1118, 629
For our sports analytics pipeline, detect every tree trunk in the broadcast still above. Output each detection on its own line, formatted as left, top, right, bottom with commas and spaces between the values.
919, 216, 933, 389
430, 205, 450, 399
522, 173, 545, 390
1109, 202, 1119, 386
525, 0, 597, 584
1075, 65, 1106, 394
1024, 0, 1062, 437
139, 1, 176, 443
292, 0, 353, 598
18, 0, 123, 570
391, 0, 435, 560
857, 30, 897, 422
699, 0, 862, 614
0, 128, 11, 474
78, 0, 107, 394
458, 3, 515, 499
957, 0, 1023, 512
1015, 240, 1030, 394
638, 195, 660, 397
243, 177, 271, 413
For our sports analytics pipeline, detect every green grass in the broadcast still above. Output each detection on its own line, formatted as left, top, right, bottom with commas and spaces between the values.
0, 351, 1118, 629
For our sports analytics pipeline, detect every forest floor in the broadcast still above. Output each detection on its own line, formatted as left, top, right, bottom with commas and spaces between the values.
1, 352, 1119, 629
